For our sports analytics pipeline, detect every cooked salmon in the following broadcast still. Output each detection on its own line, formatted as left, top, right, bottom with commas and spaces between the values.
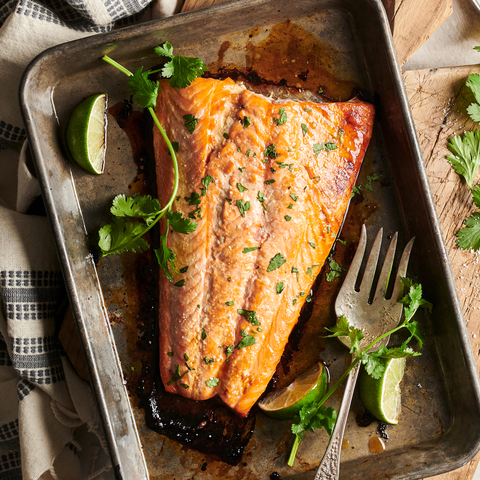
153, 77, 374, 417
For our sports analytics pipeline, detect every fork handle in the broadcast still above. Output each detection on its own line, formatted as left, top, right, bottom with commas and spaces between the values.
314, 362, 361, 480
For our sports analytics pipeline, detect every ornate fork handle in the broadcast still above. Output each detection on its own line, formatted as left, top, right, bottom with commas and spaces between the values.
314, 362, 361, 480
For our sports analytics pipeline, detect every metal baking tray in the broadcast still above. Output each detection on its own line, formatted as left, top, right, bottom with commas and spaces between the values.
20, 0, 480, 478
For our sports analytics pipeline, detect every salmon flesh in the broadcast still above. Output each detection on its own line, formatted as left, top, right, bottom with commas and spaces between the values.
153, 77, 375, 417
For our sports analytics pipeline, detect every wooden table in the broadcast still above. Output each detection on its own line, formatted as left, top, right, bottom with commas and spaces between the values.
58, 0, 480, 477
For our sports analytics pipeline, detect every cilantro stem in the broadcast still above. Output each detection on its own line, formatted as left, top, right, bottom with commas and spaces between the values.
287, 316, 412, 467
100, 55, 180, 251
101, 55, 133, 77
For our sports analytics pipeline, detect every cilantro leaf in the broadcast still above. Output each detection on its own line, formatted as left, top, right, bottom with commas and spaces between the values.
154, 228, 178, 282
110, 194, 160, 224
242, 246, 260, 253
359, 351, 385, 379
167, 365, 187, 385
323, 315, 363, 354
127, 67, 160, 109
206, 377, 219, 388
267, 253, 286, 272
466, 73, 480, 105
301, 123, 308, 136
202, 175, 214, 191
457, 212, 480, 250
243, 116, 251, 128
236, 335, 256, 349
155, 42, 207, 88
276, 282, 285, 294
291, 403, 337, 440
236, 199, 250, 217
326, 259, 344, 282
447, 130, 480, 187
237, 309, 261, 326
183, 114, 198, 133
98, 217, 150, 256
264, 144, 279, 159
398, 278, 432, 321
472, 185, 480, 208
276, 107, 287, 126
467, 103, 480, 123
166, 211, 197, 234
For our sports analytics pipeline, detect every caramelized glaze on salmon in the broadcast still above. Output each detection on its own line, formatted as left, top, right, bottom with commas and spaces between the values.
153, 77, 374, 416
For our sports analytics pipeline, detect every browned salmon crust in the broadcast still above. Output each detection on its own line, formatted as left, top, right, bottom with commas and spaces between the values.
153, 77, 374, 416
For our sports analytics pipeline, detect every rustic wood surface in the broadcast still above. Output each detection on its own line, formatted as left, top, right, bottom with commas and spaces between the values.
404, 66, 480, 480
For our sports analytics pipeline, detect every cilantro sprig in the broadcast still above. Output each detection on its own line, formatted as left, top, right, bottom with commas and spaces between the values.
287, 278, 431, 466
99, 44, 205, 279
447, 47, 480, 251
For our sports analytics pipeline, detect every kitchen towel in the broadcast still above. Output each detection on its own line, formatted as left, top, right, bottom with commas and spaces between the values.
0, 0, 183, 478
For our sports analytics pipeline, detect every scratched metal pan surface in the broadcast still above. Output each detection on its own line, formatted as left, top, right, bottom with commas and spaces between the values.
20, 0, 480, 478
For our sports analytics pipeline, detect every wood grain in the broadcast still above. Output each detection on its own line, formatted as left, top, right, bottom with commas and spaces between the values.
383, 0, 453, 65
403, 66, 480, 480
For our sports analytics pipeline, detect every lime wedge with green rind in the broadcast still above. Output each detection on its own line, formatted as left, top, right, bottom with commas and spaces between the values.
258, 362, 328, 420
66, 93, 107, 174
359, 357, 406, 424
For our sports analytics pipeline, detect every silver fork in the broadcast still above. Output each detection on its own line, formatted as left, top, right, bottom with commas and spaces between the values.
314, 224, 414, 480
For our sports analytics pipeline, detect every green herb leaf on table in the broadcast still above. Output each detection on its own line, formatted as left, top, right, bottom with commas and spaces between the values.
98, 217, 150, 256
446, 130, 480, 187
456, 212, 480, 251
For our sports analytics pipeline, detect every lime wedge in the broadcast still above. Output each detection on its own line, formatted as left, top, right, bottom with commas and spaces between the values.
359, 357, 406, 424
258, 362, 328, 420
66, 93, 107, 174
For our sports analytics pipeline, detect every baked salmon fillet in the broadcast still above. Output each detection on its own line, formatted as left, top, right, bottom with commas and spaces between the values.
153, 77, 374, 417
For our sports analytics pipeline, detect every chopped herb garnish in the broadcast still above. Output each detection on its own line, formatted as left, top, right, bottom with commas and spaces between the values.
257, 327, 263, 332
306, 294, 312, 302
304, 107, 312, 112
237, 309, 261, 326
180, 266, 189, 273
225, 345, 234, 357
308, 242, 316, 249
237, 147, 242, 152
225, 301, 234, 306
338, 238, 347, 246
236, 199, 251, 217
206, 378, 219, 388
243, 116, 251, 128
227, 277, 232, 282
204, 357, 215, 364
287, 204, 293, 209
174, 279, 185, 287
167, 351, 173, 356
236, 335, 256, 349
267, 253, 287, 272
265, 179, 276, 185
171, 141, 179, 153
257, 191, 266, 203
243, 246, 260, 253
264, 144, 279, 159
223, 133, 229, 139
365, 173, 381, 191
180, 383, 189, 389
202, 174, 214, 191
285, 215, 292, 221
276, 282, 285, 294
167, 365, 187, 385
183, 114, 198, 134
326, 259, 345, 282
184, 353, 189, 361
290, 193, 298, 201
338, 128, 344, 143
226, 197, 232, 204
239, 166, 245, 172
291, 266, 299, 281
185, 192, 201, 205
246, 149, 251, 157
293, 299, 297, 305
271, 168, 276, 173
201, 328, 207, 340
276, 107, 287, 126
237, 182, 248, 192
197, 304, 200, 308
318, 87, 324, 93
299, 292, 305, 297
301, 123, 308, 136
307, 267, 313, 276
